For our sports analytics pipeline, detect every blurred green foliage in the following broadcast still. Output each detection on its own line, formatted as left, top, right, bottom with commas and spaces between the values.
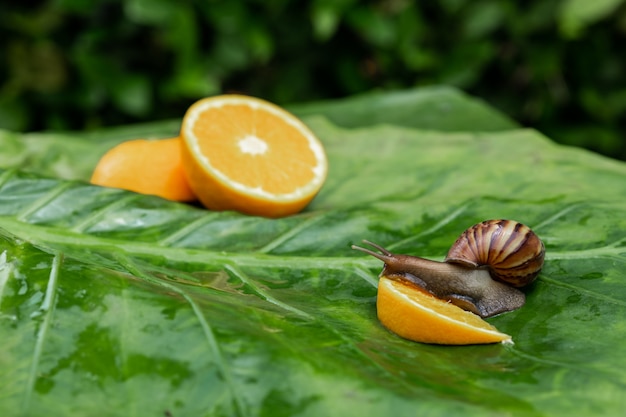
1, 0, 625, 159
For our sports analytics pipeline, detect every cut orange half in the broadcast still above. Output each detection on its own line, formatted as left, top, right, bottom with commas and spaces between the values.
377, 277, 512, 345
90, 138, 196, 202
180, 95, 328, 217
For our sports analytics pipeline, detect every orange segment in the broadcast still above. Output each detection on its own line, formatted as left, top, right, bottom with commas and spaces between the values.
90, 138, 196, 202
377, 277, 512, 345
180, 95, 327, 217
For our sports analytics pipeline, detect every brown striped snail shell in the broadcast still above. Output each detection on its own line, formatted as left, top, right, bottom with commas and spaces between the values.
352, 219, 545, 318
445, 219, 545, 288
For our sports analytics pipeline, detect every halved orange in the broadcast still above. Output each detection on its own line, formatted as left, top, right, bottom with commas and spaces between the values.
377, 277, 512, 345
180, 95, 328, 217
90, 137, 196, 202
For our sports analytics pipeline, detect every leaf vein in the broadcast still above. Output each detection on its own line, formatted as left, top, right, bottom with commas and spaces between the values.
0, 168, 18, 189
224, 264, 313, 319
16, 181, 75, 222
352, 265, 378, 287
22, 252, 63, 410
257, 214, 325, 253
546, 239, 626, 261
386, 202, 470, 250
0, 250, 12, 309
533, 203, 583, 231
115, 255, 249, 417
539, 275, 626, 307
70, 193, 139, 233
156, 212, 221, 247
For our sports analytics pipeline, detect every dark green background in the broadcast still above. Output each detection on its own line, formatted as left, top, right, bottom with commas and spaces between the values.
1, 0, 625, 159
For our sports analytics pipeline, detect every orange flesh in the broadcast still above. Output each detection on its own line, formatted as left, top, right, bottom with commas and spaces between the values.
189, 104, 318, 195
377, 277, 512, 345
90, 138, 196, 202
181, 95, 327, 217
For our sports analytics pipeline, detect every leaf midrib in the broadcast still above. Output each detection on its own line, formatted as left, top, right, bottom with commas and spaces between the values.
0, 217, 380, 271
2, 217, 626, 312
2, 217, 624, 265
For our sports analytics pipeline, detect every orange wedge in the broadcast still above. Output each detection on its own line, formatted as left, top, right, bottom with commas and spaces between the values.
90, 138, 196, 202
180, 94, 328, 217
377, 277, 512, 345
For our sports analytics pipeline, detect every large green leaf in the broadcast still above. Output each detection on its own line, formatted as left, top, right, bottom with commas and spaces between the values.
1, 88, 626, 416
288, 86, 518, 131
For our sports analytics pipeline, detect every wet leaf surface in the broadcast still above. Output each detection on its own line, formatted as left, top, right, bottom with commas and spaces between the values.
1, 88, 625, 416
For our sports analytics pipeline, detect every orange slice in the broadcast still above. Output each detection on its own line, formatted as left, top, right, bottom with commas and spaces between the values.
90, 137, 196, 202
377, 277, 512, 345
180, 94, 328, 217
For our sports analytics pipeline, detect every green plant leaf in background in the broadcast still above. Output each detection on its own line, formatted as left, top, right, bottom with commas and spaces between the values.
558, 0, 626, 38
1, 88, 626, 416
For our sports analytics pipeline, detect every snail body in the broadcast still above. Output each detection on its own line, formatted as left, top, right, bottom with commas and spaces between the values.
352, 220, 545, 318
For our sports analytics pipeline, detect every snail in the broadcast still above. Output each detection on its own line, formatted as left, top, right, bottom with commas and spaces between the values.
352, 219, 545, 318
